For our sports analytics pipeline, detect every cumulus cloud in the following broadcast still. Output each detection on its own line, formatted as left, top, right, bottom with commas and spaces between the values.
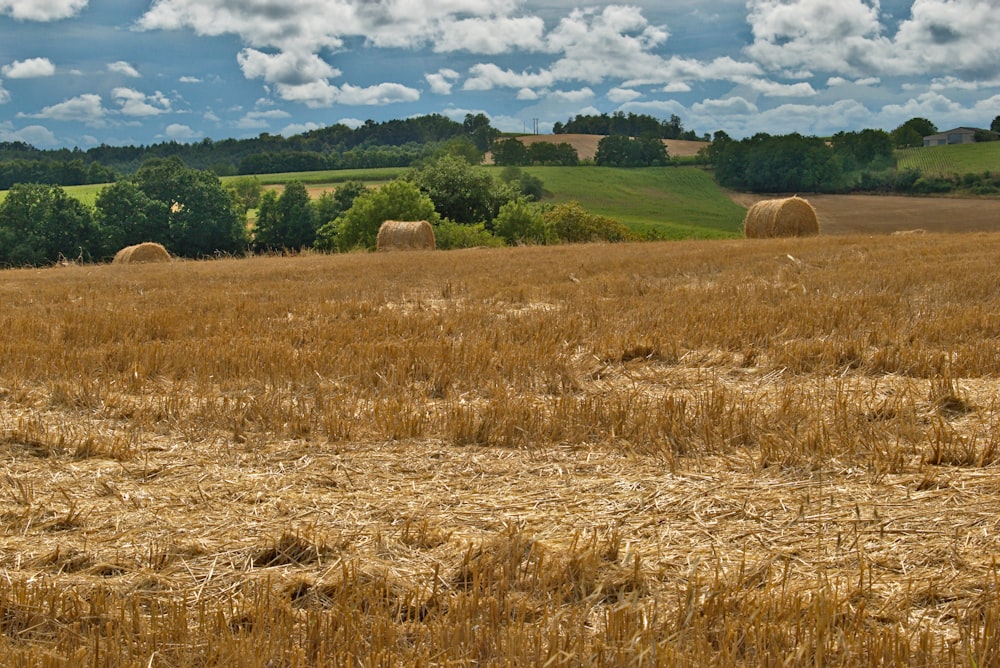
108, 61, 141, 78
164, 123, 201, 141
464, 63, 554, 91
0, 81, 9, 105
280, 121, 323, 137
425, 69, 460, 95
608, 87, 642, 103
0, 0, 87, 21
179, 76, 202, 84
745, 0, 1000, 82
20, 93, 106, 125
234, 109, 291, 129
0, 121, 59, 146
237, 49, 340, 87
433, 15, 545, 54
113, 88, 172, 116
3, 58, 56, 79
551, 87, 594, 103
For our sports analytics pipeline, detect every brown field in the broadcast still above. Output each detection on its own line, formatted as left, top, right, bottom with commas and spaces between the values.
4, 234, 1000, 665
730, 192, 1000, 235
507, 134, 709, 160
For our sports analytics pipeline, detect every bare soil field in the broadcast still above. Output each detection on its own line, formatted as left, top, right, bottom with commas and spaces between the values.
510, 133, 709, 160
4, 235, 1000, 665
729, 192, 1000, 235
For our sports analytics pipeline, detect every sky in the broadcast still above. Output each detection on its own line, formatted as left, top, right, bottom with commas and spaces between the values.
1, 0, 998, 149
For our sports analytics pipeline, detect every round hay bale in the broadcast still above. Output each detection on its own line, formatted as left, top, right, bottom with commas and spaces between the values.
112, 242, 171, 264
743, 197, 819, 239
376, 220, 436, 251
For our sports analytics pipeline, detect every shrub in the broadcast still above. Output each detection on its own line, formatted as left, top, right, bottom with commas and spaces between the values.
493, 198, 551, 245
433, 220, 504, 250
543, 202, 633, 244
315, 179, 440, 252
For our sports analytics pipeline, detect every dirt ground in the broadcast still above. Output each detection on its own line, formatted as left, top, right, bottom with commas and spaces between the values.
510, 133, 708, 160
728, 192, 1000, 235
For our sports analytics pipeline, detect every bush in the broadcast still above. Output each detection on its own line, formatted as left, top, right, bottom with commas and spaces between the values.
493, 198, 551, 245
433, 220, 504, 250
543, 202, 633, 244
315, 179, 440, 252
0, 183, 101, 266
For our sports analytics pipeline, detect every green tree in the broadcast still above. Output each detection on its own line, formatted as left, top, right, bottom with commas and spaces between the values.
493, 198, 550, 245
499, 166, 544, 201
463, 113, 500, 153
95, 180, 169, 252
312, 181, 366, 227
992, 115, 1000, 134
0, 183, 101, 266
132, 158, 247, 257
491, 138, 529, 166
409, 155, 517, 225
315, 179, 440, 251
225, 176, 262, 216
892, 118, 937, 148
252, 181, 315, 250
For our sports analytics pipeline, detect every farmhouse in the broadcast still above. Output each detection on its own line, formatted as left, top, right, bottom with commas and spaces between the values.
922, 127, 992, 146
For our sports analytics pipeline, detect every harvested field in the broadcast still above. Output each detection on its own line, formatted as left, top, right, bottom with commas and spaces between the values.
4, 234, 1000, 665
729, 192, 1000, 235
502, 134, 708, 161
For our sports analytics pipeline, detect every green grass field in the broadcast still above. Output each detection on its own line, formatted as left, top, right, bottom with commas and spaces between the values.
224, 167, 408, 186
519, 166, 746, 239
896, 141, 1000, 176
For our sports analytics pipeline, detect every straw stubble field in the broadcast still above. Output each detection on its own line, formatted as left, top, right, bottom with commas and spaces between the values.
3, 234, 1000, 665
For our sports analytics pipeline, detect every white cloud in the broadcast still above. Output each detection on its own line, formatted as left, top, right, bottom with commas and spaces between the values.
608, 87, 642, 103
737, 78, 817, 98
464, 63, 554, 91
179, 76, 202, 84
426, 68, 460, 95
551, 87, 594, 103
235, 109, 291, 129
0, 81, 8, 105
280, 121, 322, 137
745, 0, 1000, 83
164, 123, 201, 141
113, 88, 172, 116
0, 0, 87, 21
433, 16, 545, 54
108, 61, 141, 78
336, 82, 420, 105
3, 58, 56, 79
338, 117, 364, 129
516, 87, 541, 100
20, 93, 106, 125
662, 82, 692, 93
237, 49, 340, 87
0, 121, 58, 146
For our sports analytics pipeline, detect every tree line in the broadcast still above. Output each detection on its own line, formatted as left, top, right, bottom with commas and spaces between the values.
0, 114, 495, 185
553, 112, 706, 141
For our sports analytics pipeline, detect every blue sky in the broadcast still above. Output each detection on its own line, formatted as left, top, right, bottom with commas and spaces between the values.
1, 0, 998, 148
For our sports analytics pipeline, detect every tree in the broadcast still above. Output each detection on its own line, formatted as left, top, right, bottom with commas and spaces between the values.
132, 157, 248, 257
255, 181, 316, 250
493, 198, 550, 245
315, 179, 440, 251
409, 155, 517, 225
95, 180, 169, 252
595, 135, 668, 167
0, 183, 101, 266
992, 115, 1000, 134
463, 113, 500, 153
491, 138, 529, 166
892, 118, 937, 148
312, 181, 366, 227
225, 176, 262, 215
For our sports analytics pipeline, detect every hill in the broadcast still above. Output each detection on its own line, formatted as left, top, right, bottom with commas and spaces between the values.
896, 141, 1000, 176
504, 133, 708, 161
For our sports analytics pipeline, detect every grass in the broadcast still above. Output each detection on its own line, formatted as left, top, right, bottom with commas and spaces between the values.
896, 141, 1000, 176
223, 166, 408, 187
3, 235, 1000, 664
519, 166, 746, 239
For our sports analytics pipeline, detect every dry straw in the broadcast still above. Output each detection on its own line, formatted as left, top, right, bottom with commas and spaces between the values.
743, 196, 820, 238
376, 220, 436, 251
112, 242, 171, 264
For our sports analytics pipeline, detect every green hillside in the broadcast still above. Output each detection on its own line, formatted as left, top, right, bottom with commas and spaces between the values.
896, 142, 1000, 176
518, 166, 746, 239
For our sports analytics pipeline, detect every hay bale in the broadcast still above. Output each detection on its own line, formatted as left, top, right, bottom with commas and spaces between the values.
112, 242, 171, 264
376, 221, 436, 251
743, 197, 819, 238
